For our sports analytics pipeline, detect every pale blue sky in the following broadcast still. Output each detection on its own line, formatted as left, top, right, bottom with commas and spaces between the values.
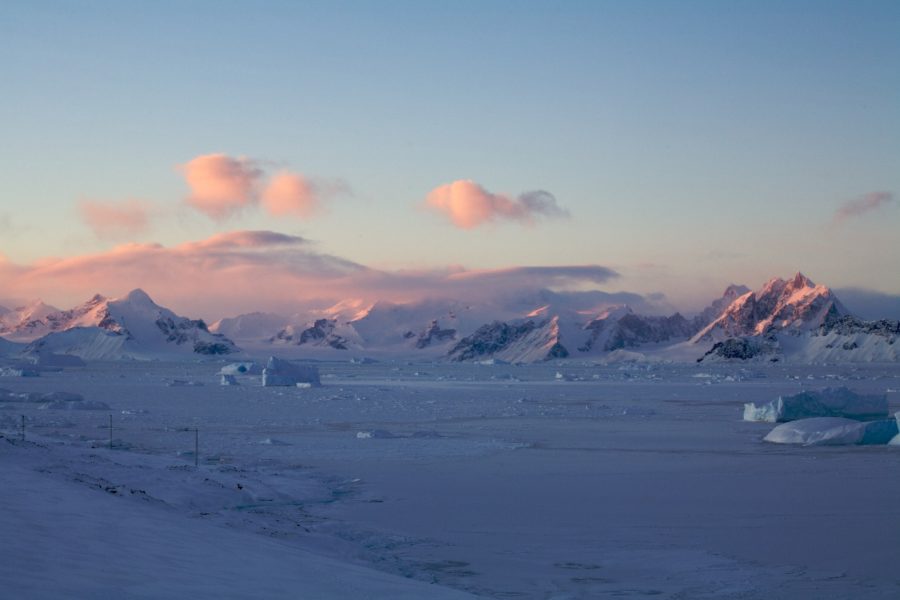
1, 0, 898, 311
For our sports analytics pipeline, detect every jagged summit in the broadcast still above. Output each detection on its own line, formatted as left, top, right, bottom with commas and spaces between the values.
694, 273, 849, 342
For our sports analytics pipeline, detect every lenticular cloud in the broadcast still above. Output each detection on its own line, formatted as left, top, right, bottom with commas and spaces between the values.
425, 180, 569, 228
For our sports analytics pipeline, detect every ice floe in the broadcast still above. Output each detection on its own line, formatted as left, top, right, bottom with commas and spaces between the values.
764, 417, 898, 446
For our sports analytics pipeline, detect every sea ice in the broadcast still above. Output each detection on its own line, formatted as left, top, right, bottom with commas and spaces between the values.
743, 387, 887, 422
28, 352, 87, 368
764, 417, 898, 446
357, 430, 397, 439
221, 374, 239, 386
261, 356, 321, 387
0, 366, 39, 377
39, 400, 111, 411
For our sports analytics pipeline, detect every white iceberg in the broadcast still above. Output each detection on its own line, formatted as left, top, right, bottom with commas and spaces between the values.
743, 387, 887, 422
261, 357, 321, 388
764, 417, 898, 446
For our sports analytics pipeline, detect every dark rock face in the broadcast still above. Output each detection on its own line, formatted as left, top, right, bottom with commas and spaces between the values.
299, 319, 330, 344
698, 337, 774, 362
448, 321, 538, 362
194, 340, 236, 355
414, 320, 456, 349
274, 319, 350, 350
822, 315, 900, 338
546, 342, 569, 359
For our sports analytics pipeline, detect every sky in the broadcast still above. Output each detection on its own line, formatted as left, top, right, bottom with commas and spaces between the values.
0, 1, 898, 319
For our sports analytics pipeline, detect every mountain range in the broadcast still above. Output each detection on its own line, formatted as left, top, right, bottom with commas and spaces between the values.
0, 289, 236, 360
0, 273, 897, 363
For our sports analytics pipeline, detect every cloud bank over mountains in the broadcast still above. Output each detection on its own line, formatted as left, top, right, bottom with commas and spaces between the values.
0, 230, 623, 320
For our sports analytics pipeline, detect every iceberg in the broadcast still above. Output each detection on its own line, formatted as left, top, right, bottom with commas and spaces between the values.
743, 387, 887, 422
764, 417, 898, 446
261, 357, 321, 388
218, 362, 263, 376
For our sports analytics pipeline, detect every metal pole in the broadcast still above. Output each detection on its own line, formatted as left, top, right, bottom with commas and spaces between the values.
20, 415, 25, 442
194, 428, 199, 468
109, 414, 113, 450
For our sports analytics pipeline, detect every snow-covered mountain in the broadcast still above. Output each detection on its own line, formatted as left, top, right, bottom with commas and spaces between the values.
270, 318, 362, 350
0, 300, 63, 341
693, 273, 848, 342
210, 312, 290, 342
693, 284, 751, 327
14, 290, 238, 359
448, 317, 569, 363
579, 307, 696, 353
18, 274, 889, 364
446, 284, 747, 363
695, 274, 898, 363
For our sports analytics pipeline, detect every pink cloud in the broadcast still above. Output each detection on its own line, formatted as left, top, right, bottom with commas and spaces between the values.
78, 199, 152, 239
833, 191, 894, 224
262, 172, 321, 218
180, 154, 263, 220
180, 155, 347, 221
425, 180, 568, 228
0, 231, 618, 321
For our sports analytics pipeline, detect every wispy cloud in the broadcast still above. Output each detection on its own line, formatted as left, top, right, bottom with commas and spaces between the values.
0, 230, 619, 319
78, 199, 153, 240
425, 180, 569, 228
833, 191, 894, 224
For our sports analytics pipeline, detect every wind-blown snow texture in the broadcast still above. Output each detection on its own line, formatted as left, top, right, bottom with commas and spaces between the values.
2, 359, 900, 598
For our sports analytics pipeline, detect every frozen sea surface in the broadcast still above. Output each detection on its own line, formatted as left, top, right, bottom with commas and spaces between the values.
2, 360, 900, 598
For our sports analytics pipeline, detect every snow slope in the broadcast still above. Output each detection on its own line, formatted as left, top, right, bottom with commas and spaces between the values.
0, 437, 474, 599
19, 290, 238, 359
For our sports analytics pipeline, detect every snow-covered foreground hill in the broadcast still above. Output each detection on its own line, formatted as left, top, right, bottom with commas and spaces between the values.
2, 360, 900, 598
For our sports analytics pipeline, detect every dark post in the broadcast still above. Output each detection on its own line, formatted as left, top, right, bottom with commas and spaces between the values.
20, 415, 25, 442
109, 414, 113, 450
194, 428, 199, 468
